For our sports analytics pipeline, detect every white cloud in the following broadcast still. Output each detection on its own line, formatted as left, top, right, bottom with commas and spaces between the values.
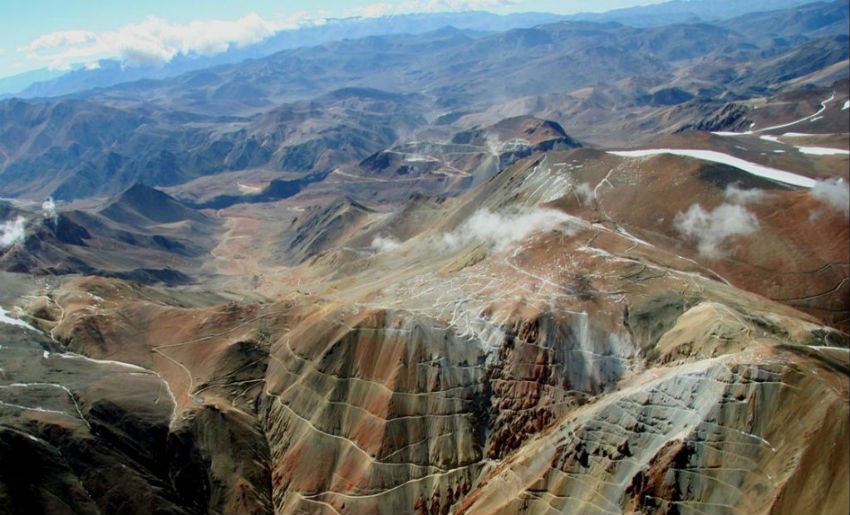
42, 197, 57, 223
17, 1, 520, 70
573, 182, 595, 206
442, 207, 576, 252
0, 216, 27, 249
353, 0, 518, 17
20, 13, 279, 69
811, 178, 849, 218
723, 183, 765, 205
25, 30, 99, 51
371, 235, 402, 253
674, 203, 759, 259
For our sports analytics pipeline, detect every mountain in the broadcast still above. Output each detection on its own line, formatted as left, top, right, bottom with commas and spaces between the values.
0, 2, 848, 515
569, 0, 829, 26
0, 68, 65, 98
101, 183, 214, 226
719, 1, 850, 45
3, 11, 566, 99
277, 196, 375, 265
4, 1, 839, 100
2, 2, 847, 201
0, 185, 218, 284
2, 141, 848, 513
85, 21, 745, 114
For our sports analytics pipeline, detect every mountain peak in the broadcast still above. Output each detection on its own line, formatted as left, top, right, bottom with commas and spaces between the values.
101, 183, 210, 226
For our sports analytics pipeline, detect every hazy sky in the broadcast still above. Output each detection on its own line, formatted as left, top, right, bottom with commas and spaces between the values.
0, 1, 669, 79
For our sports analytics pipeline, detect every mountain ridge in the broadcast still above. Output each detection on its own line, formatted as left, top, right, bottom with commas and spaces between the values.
2, 1, 836, 100
1, 2, 847, 201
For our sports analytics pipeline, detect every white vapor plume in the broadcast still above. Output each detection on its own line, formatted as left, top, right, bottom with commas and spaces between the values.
42, 197, 57, 223
442, 208, 576, 252
674, 203, 759, 259
1, 216, 27, 249
811, 178, 849, 218
371, 235, 402, 253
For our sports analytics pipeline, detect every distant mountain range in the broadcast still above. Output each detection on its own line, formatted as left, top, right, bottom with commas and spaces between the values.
1, 11, 565, 99
569, 0, 833, 25
0, 1, 846, 202
0, 0, 832, 99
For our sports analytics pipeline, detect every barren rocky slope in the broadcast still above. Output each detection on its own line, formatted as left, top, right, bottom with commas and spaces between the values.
0, 3, 848, 514
2, 140, 848, 513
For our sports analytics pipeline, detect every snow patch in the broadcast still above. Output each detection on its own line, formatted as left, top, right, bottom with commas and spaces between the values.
55, 352, 151, 372
236, 182, 263, 194
712, 131, 752, 136
404, 154, 439, 163
0, 306, 38, 332
843, 100, 850, 111
796, 146, 849, 156
609, 149, 815, 188
756, 133, 848, 156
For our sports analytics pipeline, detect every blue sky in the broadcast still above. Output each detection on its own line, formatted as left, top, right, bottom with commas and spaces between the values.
0, 1, 667, 79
